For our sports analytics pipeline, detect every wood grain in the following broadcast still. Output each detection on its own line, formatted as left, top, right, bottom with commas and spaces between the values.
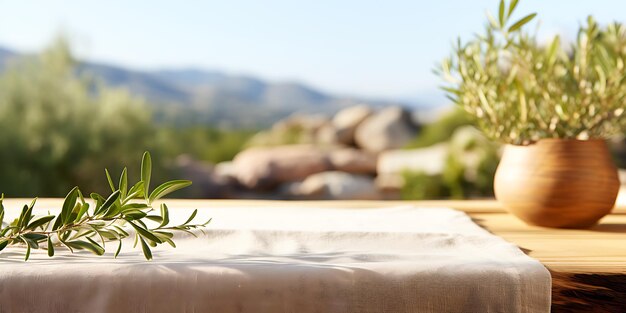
495, 139, 620, 228
4, 195, 626, 311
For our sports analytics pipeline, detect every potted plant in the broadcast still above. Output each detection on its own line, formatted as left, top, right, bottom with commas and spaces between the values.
438, 0, 626, 228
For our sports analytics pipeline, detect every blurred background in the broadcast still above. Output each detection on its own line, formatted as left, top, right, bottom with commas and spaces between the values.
0, 0, 624, 200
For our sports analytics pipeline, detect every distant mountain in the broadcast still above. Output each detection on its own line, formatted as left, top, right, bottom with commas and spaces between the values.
0, 46, 413, 128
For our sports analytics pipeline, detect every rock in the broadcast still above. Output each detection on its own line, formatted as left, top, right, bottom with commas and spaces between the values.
328, 148, 377, 174
331, 105, 373, 145
375, 174, 405, 191
273, 114, 329, 133
232, 145, 331, 189
247, 114, 330, 146
173, 155, 235, 198
214, 161, 237, 179
377, 143, 449, 177
316, 123, 341, 145
354, 106, 419, 153
289, 171, 380, 200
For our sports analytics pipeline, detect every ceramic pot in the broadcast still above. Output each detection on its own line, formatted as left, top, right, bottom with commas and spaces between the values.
494, 139, 620, 228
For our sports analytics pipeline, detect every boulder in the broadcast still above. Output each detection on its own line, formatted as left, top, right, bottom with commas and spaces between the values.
328, 148, 377, 174
354, 106, 419, 153
247, 114, 330, 146
377, 143, 449, 177
288, 171, 380, 200
316, 123, 341, 145
232, 145, 331, 189
214, 161, 237, 180
173, 155, 235, 198
375, 174, 405, 191
331, 105, 373, 145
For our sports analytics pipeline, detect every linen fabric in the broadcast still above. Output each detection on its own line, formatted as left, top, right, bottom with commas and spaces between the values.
0, 203, 551, 313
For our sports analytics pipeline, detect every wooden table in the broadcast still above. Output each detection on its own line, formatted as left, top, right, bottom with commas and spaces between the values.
5, 193, 626, 312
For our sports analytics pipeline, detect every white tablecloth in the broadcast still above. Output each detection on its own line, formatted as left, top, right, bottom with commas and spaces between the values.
0, 204, 551, 313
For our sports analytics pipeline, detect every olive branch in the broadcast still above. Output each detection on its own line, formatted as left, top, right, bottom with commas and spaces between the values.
0, 152, 209, 261
438, 0, 626, 145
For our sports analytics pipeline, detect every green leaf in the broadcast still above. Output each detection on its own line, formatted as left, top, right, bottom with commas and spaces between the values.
162, 238, 176, 248
90, 192, 105, 210
67, 203, 82, 225
86, 236, 105, 251
96, 229, 120, 240
486, 11, 499, 29
75, 203, 90, 222
173, 226, 198, 238
0, 193, 4, 227
26, 215, 55, 230
0, 239, 8, 251
113, 225, 129, 237
105, 169, 116, 193
47, 236, 54, 257
119, 167, 128, 200
66, 240, 105, 256
20, 235, 39, 249
141, 152, 152, 200
60, 187, 79, 225
114, 240, 122, 258
182, 209, 198, 226
159, 204, 169, 228
23, 233, 47, 242
153, 231, 175, 248
126, 181, 144, 201
17, 204, 31, 229
139, 236, 152, 260
149, 180, 192, 203
77, 189, 86, 205
146, 215, 163, 223
508, 13, 537, 32
24, 244, 31, 261
29, 198, 37, 211
128, 221, 162, 243
547, 35, 560, 65
95, 190, 120, 216
121, 203, 150, 212
498, 0, 505, 27
133, 234, 139, 248
124, 210, 148, 220
508, 0, 519, 18
154, 230, 173, 239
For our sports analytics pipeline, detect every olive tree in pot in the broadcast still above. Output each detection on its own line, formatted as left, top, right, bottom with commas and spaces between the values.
439, 0, 626, 228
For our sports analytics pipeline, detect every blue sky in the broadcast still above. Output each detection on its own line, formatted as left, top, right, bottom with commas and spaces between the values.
0, 1, 625, 104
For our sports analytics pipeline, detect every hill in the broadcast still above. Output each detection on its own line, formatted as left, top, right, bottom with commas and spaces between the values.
0, 46, 411, 128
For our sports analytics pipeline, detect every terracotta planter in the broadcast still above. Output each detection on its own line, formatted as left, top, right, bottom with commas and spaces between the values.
494, 139, 620, 228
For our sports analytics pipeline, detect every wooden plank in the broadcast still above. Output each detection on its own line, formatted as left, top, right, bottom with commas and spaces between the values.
4, 193, 626, 311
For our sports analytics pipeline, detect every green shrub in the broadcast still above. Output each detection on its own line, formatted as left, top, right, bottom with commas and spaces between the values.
400, 171, 448, 200
404, 108, 473, 149
401, 126, 500, 200
156, 127, 254, 164
0, 39, 158, 196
